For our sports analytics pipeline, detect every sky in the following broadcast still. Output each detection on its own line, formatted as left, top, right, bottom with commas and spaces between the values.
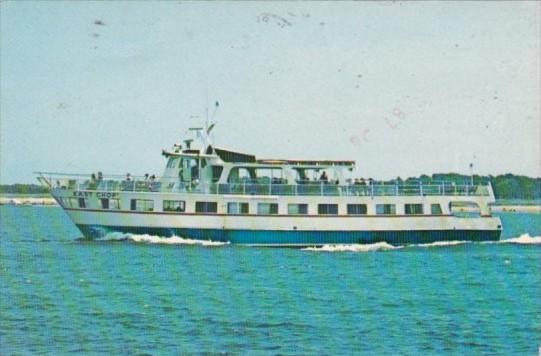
1, 1, 539, 184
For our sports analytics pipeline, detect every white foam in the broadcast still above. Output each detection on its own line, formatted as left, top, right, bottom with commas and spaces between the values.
303, 242, 401, 252
414, 240, 470, 248
99, 232, 131, 241
99, 232, 228, 246
128, 234, 229, 246
499, 234, 541, 245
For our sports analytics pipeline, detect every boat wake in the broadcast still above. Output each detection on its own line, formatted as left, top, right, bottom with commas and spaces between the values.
413, 240, 470, 248
495, 234, 541, 245
301, 235, 541, 253
303, 242, 400, 252
88, 233, 540, 249
97, 232, 229, 246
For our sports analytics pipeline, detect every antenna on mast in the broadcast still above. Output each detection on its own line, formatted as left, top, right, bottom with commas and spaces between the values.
206, 100, 220, 149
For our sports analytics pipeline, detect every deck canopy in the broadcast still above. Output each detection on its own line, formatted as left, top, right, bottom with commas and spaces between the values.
214, 147, 256, 163
257, 159, 355, 167
165, 145, 355, 168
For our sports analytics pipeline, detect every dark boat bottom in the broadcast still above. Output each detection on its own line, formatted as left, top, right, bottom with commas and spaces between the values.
76, 224, 501, 246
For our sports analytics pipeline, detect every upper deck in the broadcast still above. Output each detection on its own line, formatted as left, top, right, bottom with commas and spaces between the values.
37, 172, 493, 198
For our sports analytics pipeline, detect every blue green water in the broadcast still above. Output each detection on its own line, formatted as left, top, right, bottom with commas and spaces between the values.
1, 206, 540, 355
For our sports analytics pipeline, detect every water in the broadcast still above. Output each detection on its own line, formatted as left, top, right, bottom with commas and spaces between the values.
1, 206, 540, 355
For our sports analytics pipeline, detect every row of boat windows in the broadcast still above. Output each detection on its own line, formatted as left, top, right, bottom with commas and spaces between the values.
61, 197, 443, 215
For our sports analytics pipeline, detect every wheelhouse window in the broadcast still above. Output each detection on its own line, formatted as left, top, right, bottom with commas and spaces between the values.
405, 204, 424, 215
347, 204, 367, 215
163, 200, 186, 212
318, 204, 338, 215
100, 198, 120, 210
195, 201, 218, 213
431, 204, 443, 215
130, 199, 154, 212
212, 166, 224, 182
376, 204, 396, 215
166, 158, 179, 168
257, 203, 278, 215
288, 204, 308, 215
227, 202, 249, 214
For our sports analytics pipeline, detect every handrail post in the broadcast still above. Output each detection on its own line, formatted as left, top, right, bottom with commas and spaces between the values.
243, 181, 246, 195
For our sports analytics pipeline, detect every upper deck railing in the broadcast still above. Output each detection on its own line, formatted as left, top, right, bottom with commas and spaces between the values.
36, 172, 492, 197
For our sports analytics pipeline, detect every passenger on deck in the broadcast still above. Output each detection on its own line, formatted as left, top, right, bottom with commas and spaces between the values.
89, 173, 98, 190
97, 171, 103, 181
144, 173, 149, 181
320, 171, 328, 183
126, 173, 132, 181
360, 178, 367, 186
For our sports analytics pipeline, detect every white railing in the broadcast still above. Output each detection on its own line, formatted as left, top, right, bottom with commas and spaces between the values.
35, 172, 491, 197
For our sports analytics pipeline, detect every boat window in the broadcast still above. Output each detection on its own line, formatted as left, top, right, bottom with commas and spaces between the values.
163, 200, 186, 212
257, 203, 278, 215
376, 204, 396, 215
64, 197, 81, 208
405, 204, 424, 215
227, 167, 254, 183
318, 204, 338, 215
130, 199, 154, 212
288, 204, 308, 215
195, 201, 218, 213
212, 166, 224, 182
100, 198, 120, 210
167, 158, 177, 169
78, 198, 87, 209
254, 168, 284, 184
227, 202, 249, 214
449, 201, 481, 218
181, 158, 189, 169
431, 204, 443, 215
347, 204, 367, 215
100, 198, 109, 209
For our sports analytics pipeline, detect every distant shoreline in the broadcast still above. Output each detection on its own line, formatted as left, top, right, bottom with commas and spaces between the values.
1, 194, 539, 212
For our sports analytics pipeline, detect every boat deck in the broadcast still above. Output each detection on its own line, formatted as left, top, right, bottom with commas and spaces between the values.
37, 173, 491, 197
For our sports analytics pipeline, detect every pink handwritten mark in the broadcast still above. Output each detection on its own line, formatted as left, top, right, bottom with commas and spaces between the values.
350, 129, 370, 146
384, 107, 406, 130
350, 107, 406, 147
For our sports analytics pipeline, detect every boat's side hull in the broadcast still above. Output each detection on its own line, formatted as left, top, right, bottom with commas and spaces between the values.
55, 190, 502, 246
76, 223, 500, 246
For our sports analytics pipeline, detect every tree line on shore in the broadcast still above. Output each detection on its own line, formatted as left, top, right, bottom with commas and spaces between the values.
1, 174, 540, 200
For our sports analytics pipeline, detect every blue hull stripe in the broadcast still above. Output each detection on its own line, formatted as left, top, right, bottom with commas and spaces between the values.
76, 224, 501, 245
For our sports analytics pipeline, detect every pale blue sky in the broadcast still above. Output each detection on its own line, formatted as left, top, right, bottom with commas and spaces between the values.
1, 1, 539, 183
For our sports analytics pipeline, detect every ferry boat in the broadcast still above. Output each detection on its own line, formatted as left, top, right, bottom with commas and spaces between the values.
37, 125, 502, 246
